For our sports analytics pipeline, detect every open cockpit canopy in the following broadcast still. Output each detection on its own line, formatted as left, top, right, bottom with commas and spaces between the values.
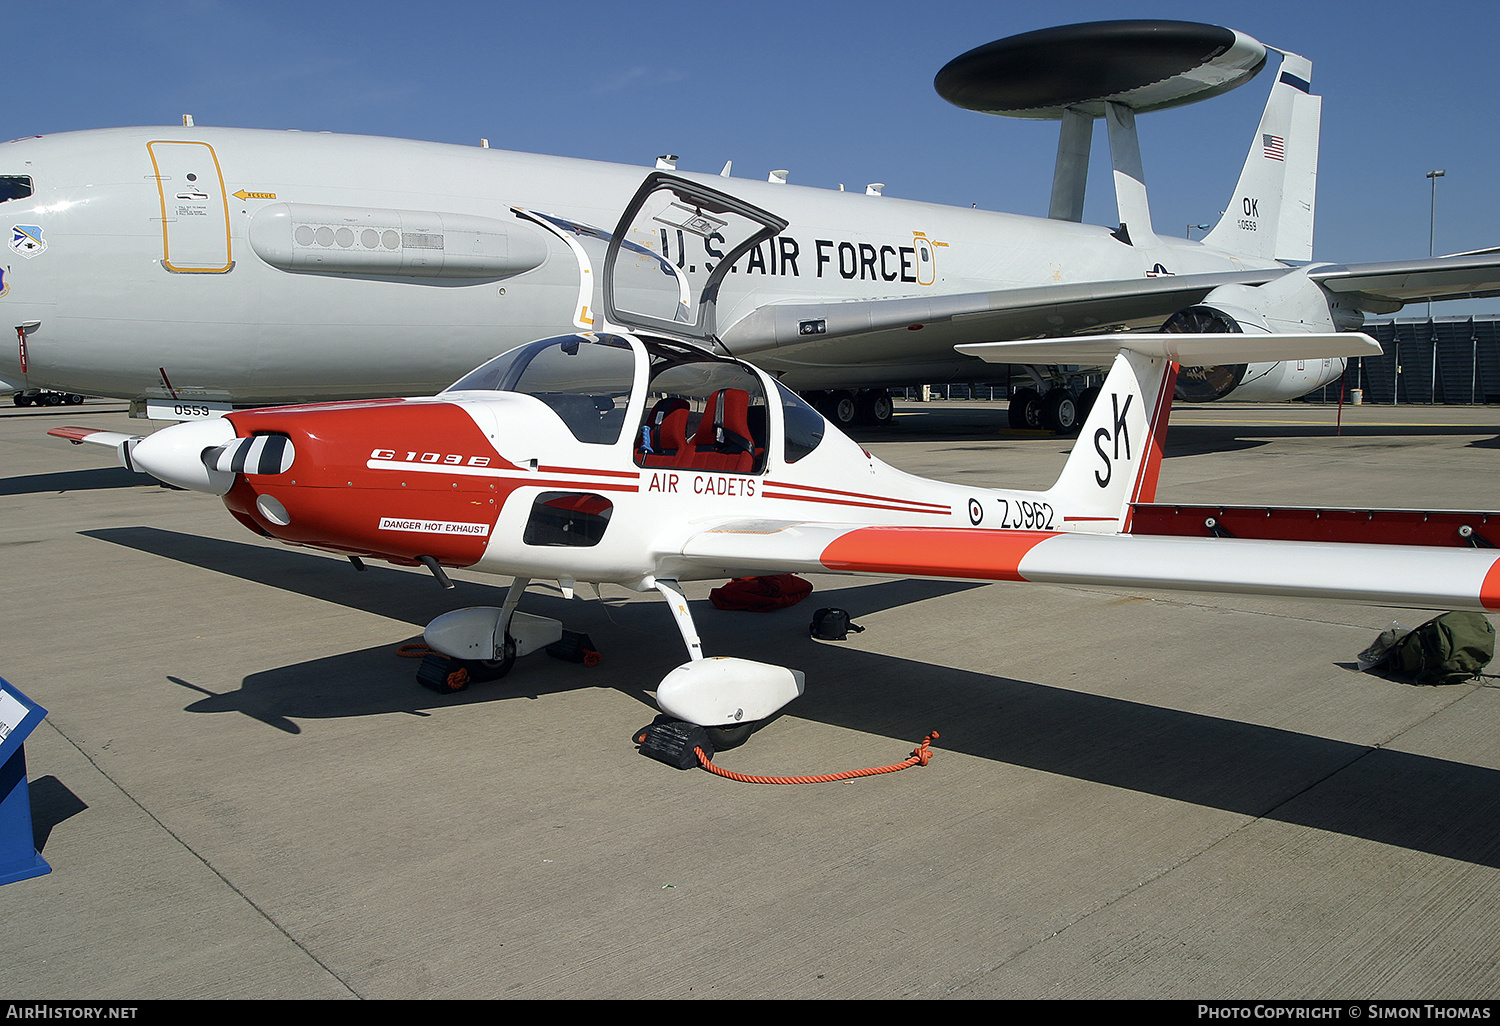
602, 173, 788, 347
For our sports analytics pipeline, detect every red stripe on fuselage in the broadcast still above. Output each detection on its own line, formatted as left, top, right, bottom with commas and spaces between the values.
762, 490, 950, 515
764, 479, 950, 513
539, 464, 640, 479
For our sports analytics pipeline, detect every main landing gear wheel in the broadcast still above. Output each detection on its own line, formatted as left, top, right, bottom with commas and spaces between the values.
827, 390, 858, 428
1008, 387, 1041, 429
704, 720, 760, 750
856, 389, 894, 426
1040, 388, 1079, 435
457, 633, 516, 683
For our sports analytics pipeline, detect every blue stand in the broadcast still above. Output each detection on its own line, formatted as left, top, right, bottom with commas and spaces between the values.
0, 678, 49, 885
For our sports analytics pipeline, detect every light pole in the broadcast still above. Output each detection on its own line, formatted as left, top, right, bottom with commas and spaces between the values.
1427, 170, 1445, 320
1426, 170, 1447, 401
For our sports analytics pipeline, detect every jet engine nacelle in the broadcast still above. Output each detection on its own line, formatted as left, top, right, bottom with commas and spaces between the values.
1164, 303, 1257, 402
1167, 273, 1355, 402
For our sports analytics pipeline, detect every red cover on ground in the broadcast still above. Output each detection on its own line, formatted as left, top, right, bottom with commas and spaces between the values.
709, 575, 813, 611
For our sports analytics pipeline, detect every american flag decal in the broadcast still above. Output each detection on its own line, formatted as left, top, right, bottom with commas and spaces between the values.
1263, 134, 1286, 161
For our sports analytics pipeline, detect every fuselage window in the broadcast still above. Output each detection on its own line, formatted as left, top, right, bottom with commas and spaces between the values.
776, 381, 825, 463
0, 176, 33, 203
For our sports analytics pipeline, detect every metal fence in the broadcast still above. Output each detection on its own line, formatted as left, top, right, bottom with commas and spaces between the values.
895, 383, 1007, 401
1310, 317, 1500, 405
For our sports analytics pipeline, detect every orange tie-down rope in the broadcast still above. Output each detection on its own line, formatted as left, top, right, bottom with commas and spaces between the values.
695, 731, 939, 784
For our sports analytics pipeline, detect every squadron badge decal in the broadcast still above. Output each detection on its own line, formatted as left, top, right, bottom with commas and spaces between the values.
9, 225, 45, 259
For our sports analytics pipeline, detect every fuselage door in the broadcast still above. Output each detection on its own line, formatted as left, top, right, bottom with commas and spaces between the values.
912, 232, 937, 286
147, 141, 233, 273
602, 173, 787, 348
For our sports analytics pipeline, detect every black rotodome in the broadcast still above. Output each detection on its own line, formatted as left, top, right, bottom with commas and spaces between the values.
935, 20, 1260, 118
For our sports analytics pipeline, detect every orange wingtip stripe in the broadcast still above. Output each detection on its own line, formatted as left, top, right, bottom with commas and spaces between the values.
47, 427, 97, 441
820, 527, 1057, 581
1481, 557, 1500, 610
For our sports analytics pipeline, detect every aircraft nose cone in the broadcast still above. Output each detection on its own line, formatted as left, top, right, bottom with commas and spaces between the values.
129, 417, 239, 494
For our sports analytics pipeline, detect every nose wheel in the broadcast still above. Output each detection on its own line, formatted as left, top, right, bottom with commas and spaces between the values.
457, 633, 517, 683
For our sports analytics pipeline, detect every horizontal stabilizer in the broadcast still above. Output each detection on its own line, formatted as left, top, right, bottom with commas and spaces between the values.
956, 331, 1379, 367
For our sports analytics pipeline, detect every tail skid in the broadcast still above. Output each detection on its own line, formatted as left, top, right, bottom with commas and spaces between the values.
1201, 50, 1322, 262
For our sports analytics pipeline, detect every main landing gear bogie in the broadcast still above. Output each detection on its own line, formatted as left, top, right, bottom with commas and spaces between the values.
1008, 386, 1096, 435
13, 391, 85, 407
805, 388, 895, 428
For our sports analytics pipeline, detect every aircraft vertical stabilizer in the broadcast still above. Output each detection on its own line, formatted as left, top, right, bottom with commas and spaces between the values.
1042, 349, 1175, 534
1202, 51, 1320, 262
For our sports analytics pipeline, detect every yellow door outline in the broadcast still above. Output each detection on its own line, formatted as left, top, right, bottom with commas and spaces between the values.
148, 140, 233, 273
912, 232, 938, 286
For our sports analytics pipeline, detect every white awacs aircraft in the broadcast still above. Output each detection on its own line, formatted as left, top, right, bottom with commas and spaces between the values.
5, 20, 1500, 429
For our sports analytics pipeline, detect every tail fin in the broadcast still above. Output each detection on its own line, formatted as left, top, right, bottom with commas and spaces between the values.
956, 330, 1380, 534
1043, 350, 1176, 534
1201, 51, 1322, 262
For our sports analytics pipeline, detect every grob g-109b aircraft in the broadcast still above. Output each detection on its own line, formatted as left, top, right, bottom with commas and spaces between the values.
8, 20, 1500, 431
52, 173, 1500, 748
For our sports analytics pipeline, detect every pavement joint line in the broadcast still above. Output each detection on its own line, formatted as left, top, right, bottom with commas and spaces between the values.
947, 735, 1410, 999
35, 715, 363, 999
949, 672, 1495, 998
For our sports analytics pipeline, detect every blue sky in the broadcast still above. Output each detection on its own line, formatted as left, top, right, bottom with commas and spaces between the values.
10, 0, 1499, 312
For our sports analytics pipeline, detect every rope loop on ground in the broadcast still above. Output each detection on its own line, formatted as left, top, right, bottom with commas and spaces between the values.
695, 731, 939, 784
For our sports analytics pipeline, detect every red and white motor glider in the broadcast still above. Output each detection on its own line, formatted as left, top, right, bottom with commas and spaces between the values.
53, 176, 1500, 740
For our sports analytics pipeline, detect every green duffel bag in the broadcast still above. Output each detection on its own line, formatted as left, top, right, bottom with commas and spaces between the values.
1386, 611, 1496, 686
